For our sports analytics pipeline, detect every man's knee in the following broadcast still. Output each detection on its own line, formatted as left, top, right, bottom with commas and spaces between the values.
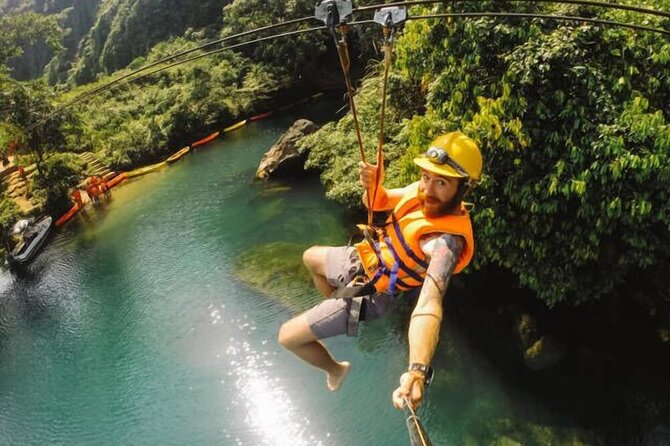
303, 246, 317, 269
303, 246, 327, 274
277, 322, 294, 349
278, 316, 314, 350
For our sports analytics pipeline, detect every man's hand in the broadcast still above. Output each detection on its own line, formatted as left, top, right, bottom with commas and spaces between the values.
392, 371, 426, 410
359, 161, 381, 190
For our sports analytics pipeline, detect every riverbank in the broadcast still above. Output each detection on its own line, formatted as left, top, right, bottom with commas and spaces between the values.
0, 91, 337, 264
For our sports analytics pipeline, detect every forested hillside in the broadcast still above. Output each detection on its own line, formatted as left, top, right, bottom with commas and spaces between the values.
1, 0, 102, 82
1, 0, 229, 84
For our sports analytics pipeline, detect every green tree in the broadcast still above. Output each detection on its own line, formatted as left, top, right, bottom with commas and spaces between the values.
31, 153, 85, 214
0, 12, 62, 69
2, 77, 78, 171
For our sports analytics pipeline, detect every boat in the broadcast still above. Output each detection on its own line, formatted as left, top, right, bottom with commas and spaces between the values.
249, 111, 273, 122
126, 162, 167, 179
166, 146, 190, 163
55, 203, 81, 227
192, 132, 220, 148
6, 216, 53, 266
107, 172, 127, 188
224, 120, 247, 133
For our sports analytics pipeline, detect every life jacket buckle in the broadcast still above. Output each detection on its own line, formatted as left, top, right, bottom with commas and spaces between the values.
351, 274, 368, 287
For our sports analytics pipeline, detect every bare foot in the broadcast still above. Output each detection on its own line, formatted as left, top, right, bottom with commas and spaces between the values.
327, 361, 351, 392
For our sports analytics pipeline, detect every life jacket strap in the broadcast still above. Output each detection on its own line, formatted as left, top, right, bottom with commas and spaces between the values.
358, 222, 428, 295
330, 281, 376, 299
390, 212, 429, 270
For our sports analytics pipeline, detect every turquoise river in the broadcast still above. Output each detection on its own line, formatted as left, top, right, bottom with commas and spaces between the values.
0, 103, 663, 445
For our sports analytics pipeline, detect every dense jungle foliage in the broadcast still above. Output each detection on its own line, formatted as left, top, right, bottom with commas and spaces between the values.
303, 0, 670, 306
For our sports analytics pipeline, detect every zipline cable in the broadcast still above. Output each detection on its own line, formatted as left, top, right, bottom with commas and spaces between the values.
355, 0, 670, 19
26, 16, 320, 133
21, 9, 668, 135
52, 0, 666, 123
106, 25, 342, 92
406, 11, 670, 35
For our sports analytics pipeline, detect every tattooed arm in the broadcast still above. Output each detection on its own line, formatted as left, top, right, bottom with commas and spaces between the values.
392, 233, 464, 410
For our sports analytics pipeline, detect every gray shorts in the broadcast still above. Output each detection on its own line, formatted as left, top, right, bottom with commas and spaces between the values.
305, 246, 395, 339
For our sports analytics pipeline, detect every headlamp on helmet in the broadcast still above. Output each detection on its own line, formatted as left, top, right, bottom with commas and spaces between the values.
413, 132, 483, 184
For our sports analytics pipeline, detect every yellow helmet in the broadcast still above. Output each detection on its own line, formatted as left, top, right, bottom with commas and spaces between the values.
413, 132, 483, 182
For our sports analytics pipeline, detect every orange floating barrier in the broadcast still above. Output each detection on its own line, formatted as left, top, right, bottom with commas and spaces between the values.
55, 203, 81, 227
107, 172, 127, 189
192, 131, 220, 148
250, 111, 273, 122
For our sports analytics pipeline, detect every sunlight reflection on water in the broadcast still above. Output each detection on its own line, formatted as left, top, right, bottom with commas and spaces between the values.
213, 308, 328, 446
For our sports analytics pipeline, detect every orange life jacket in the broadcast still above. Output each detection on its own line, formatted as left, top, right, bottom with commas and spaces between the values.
354, 182, 474, 295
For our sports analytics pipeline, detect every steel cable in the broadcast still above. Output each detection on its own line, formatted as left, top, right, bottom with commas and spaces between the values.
20, 3, 668, 135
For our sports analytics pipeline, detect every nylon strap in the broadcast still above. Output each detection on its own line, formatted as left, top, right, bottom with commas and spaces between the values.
390, 213, 429, 270
346, 296, 364, 336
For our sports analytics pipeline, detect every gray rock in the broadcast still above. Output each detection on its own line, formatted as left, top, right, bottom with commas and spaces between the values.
517, 312, 540, 349
516, 312, 566, 370
256, 119, 319, 179
523, 335, 566, 370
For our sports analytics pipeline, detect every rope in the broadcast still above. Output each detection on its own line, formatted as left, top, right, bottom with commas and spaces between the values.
326, 20, 374, 224
331, 25, 367, 164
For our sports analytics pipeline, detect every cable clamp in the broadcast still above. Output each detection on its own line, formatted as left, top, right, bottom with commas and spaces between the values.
373, 6, 407, 28
315, 0, 353, 28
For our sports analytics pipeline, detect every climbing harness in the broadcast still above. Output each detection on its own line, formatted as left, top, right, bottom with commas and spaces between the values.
404, 397, 433, 446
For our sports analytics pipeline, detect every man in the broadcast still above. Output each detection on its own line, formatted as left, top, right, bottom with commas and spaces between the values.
278, 131, 483, 410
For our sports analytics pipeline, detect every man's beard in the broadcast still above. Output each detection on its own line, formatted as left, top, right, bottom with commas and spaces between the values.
417, 190, 455, 217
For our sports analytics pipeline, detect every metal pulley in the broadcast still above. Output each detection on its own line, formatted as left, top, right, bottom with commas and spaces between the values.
373, 6, 407, 28
315, 0, 353, 28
